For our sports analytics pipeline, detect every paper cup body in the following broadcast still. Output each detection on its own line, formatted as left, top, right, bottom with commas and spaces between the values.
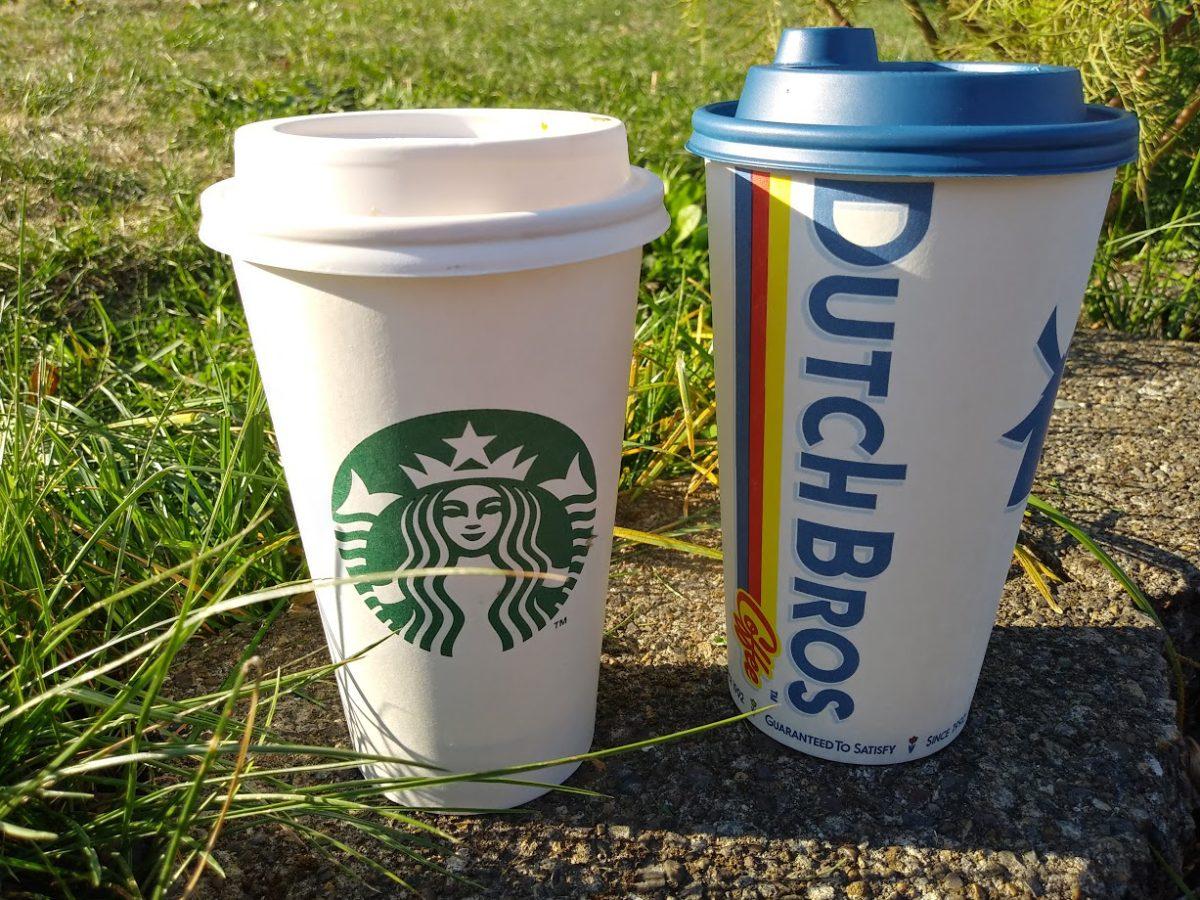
236, 254, 638, 807
704, 162, 1114, 762
200, 109, 667, 808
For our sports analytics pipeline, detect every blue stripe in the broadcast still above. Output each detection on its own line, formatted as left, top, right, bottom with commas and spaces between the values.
733, 169, 753, 591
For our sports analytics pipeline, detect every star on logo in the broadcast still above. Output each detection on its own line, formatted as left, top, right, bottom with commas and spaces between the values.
443, 421, 495, 470
1001, 308, 1067, 508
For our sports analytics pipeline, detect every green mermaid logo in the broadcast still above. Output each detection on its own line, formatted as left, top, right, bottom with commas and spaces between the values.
330, 410, 597, 657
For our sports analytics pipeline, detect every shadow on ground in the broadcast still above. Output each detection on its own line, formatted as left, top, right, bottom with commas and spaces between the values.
404, 622, 1186, 899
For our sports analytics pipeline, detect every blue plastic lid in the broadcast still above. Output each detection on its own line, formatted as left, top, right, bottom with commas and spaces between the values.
687, 28, 1138, 177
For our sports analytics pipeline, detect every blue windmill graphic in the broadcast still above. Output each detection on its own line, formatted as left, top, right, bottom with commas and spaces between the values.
1001, 308, 1068, 508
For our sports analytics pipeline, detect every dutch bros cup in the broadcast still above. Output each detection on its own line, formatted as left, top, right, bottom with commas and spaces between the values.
200, 110, 667, 807
688, 29, 1137, 762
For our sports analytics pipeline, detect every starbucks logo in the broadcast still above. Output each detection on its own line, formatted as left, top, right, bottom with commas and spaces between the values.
330, 409, 597, 657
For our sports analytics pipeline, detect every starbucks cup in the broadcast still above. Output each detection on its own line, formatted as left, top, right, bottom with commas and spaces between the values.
199, 109, 668, 807
688, 29, 1137, 763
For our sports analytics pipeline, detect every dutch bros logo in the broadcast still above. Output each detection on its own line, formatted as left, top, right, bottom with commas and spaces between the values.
782, 179, 933, 722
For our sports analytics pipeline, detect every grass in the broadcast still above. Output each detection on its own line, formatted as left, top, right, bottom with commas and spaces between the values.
0, 1, 757, 893
0, 0, 1190, 895
1093, 151, 1200, 337
928, 0, 1200, 338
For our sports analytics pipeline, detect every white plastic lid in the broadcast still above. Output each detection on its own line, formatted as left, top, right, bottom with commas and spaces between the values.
199, 109, 669, 277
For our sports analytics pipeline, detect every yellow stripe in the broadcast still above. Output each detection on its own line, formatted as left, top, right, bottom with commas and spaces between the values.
760, 174, 791, 633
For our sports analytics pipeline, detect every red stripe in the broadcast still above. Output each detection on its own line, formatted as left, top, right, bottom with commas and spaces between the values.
747, 172, 770, 600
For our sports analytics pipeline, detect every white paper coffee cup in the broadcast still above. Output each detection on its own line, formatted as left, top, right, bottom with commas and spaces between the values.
200, 109, 667, 807
704, 163, 1115, 762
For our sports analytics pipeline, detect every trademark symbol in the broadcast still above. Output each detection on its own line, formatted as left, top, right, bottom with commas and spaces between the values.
554, 617, 568, 629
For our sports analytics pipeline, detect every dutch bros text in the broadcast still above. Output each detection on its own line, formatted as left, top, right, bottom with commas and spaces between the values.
732, 172, 932, 722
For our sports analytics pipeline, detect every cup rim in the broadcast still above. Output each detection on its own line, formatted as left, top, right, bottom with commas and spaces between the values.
243, 108, 625, 151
